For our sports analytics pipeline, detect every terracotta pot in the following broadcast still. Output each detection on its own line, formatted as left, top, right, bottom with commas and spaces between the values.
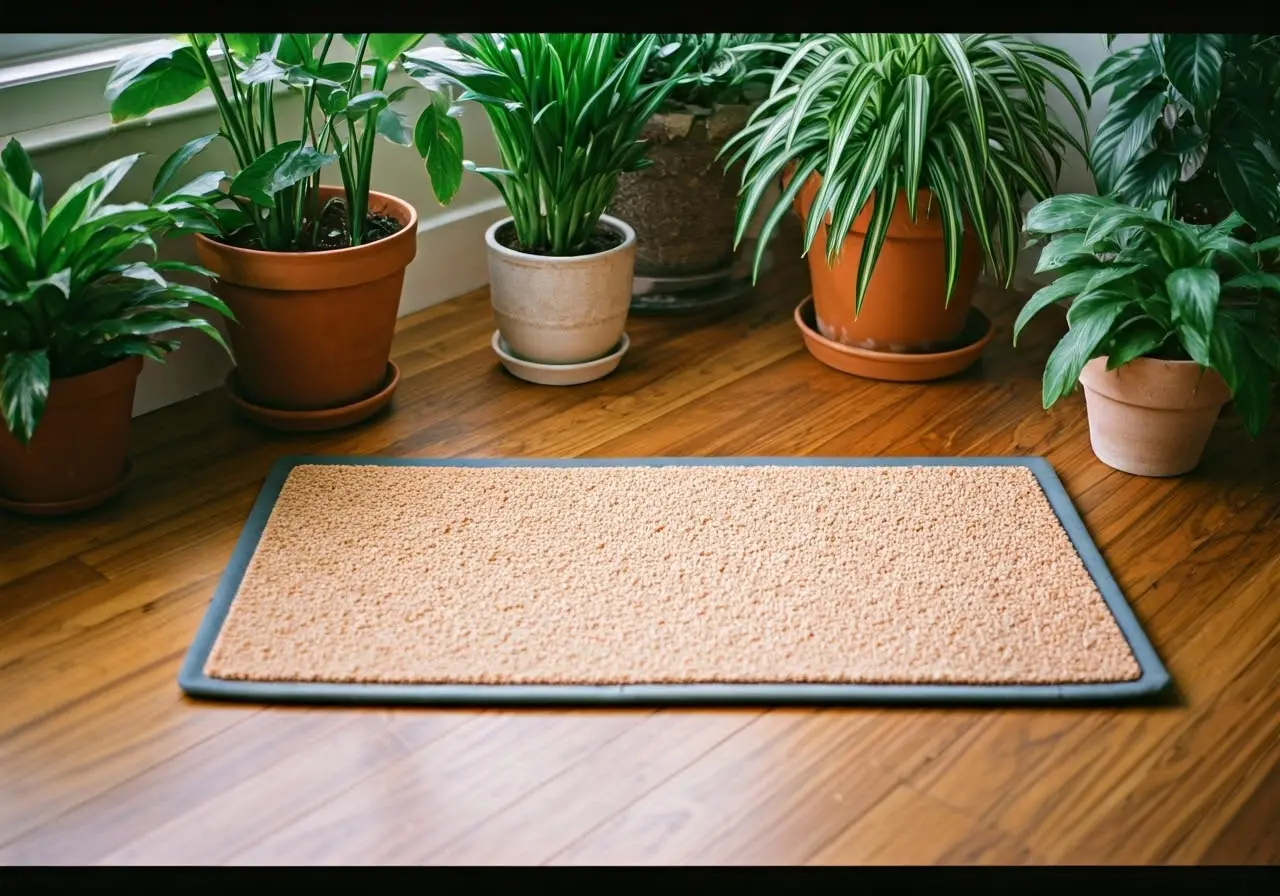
1078, 356, 1232, 477
0, 356, 142, 509
485, 214, 637, 369
787, 170, 982, 353
195, 186, 417, 412
609, 104, 752, 278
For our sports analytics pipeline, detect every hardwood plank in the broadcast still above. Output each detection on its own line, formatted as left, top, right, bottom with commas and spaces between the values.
0, 216, 1276, 865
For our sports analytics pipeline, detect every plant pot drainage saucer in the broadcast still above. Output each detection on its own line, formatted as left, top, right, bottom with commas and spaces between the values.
794, 295, 994, 382
0, 458, 133, 518
225, 362, 400, 432
492, 331, 629, 386
630, 239, 775, 316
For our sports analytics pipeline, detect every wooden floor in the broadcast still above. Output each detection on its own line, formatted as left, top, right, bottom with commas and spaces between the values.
1, 224, 1277, 866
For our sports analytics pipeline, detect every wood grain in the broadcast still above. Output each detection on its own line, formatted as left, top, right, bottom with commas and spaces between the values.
1, 218, 1276, 865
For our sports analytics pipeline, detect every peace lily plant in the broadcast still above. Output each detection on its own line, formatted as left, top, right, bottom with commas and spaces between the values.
0, 139, 233, 513
104, 33, 465, 427
1017, 192, 1280, 476
403, 33, 694, 381
723, 33, 1089, 372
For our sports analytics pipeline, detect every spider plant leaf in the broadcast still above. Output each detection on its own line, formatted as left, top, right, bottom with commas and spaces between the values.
854, 169, 900, 313
901, 73, 930, 221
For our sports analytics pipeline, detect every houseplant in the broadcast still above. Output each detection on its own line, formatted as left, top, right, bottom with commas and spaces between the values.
607, 34, 799, 285
0, 139, 233, 514
402, 33, 694, 379
1015, 192, 1280, 476
723, 33, 1090, 374
106, 33, 464, 429
1091, 33, 1280, 237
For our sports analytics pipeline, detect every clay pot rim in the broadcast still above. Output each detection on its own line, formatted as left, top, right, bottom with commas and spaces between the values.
193, 186, 419, 263
43, 355, 144, 408
1079, 355, 1232, 409
485, 214, 637, 267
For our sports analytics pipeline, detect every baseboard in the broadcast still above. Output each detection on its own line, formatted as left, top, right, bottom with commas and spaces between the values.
132, 196, 507, 418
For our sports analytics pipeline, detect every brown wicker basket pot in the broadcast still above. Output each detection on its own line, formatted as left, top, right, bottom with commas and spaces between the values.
608, 104, 752, 279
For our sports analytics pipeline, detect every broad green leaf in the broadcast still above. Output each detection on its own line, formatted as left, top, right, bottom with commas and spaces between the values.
1209, 312, 1270, 437
106, 43, 208, 122
0, 348, 50, 444
1166, 267, 1220, 334
1042, 299, 1127, 408
375, 107, 413, 146
228, 142, 337, 207
1224, 271, 1280, 293
1214, 134, 1280, 237
1013, 268, 1096, 344
1025, 193, 1114, 235
1090, 82, 1167, 196
344, 90, 389, 120
1035, 233, 1089, 274
423, 113, 464, 205
161, 171, 227, 202
152, 133, 219, 200
367, 34, 426, 63
1105, 317, 1169, 369
1162, 33, 1226, 112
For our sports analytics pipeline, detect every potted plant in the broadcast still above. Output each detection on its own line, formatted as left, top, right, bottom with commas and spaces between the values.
106, 33, 463, 429
1091, 34, 1279, 238
401, 33, 694, 381
723, 33, 1090, 376
0, 140, 233, 515
606, 34, 798, 291
1016, 193, 1280, 477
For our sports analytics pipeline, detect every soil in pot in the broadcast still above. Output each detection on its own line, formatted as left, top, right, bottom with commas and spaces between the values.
0, 355, 142, 512
195, 186, 418, 417
493, 221, 624, 256
790, 171, 982, 355
609, 105, 752, 279
485, 214, 637, 368
1078, 356, 1232, 477
223, 198, 405, 252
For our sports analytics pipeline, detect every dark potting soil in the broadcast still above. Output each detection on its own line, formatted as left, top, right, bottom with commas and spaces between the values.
223, 199, 405, 252
494, 221, 625, 257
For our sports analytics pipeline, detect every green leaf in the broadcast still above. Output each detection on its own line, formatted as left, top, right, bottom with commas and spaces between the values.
1042, 299, 1127, 408
0, 348, 50, 444
375, 106, 413, 147
1105, 317, 1169, 369
1213, 135, 1280, 237
1035, 233, 1089, 274
1224, 271, 1280, 293
2, 139, 44, 232
152, 133, 220, 200
1162, 33, 1226, 112
1166, 267, 1220, 335
1090, 83, 1167, 196
1209, 311, 1270, 437
161, 171, 227, 202
1025, 193, 1114, 235
344, 90, 389, 120
106, 43, 208, 122
900, 73, 930, 221
1013, 268, 1096, 344
423, 113, 464, 206
228, 142, 337, 207
367, 34, 426, 63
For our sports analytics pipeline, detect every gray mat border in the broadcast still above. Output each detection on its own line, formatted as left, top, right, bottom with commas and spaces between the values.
178, 456, 1171, 706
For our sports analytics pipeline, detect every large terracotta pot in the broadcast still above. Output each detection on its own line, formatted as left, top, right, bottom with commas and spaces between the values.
485, 214, 637, 371
609, 104, 752, 278
1078, 356, 1231, 477
195, 186, 417, 412
0, 355, 142, 512
790, 170, 982, 353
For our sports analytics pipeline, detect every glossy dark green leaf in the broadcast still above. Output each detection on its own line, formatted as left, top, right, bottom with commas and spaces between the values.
1041, 299, 1127, 408
0, 348, 50, 444
227, 142, 337, 207
1090, 82, 1167, 195
1105, 316, 1169, 369
106, 43, 208, 123
1162, 33, 1226, 112
1165, 267, 1220, 334
152, 133, 219, 200
1213, 134, 1280, 237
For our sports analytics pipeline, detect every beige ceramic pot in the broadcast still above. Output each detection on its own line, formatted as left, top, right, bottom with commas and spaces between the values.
485, 214, 637, 367
1078, 356, 1232, 477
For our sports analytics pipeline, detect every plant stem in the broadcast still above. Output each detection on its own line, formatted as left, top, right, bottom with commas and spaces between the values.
190, 34, 253, 169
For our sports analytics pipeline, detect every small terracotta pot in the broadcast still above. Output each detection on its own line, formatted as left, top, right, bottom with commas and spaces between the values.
485, 214, 637, 368
1078, 356, 1232, 477
0, 356, 142, 510
788, 170, 982, 353
608, 104, 752, 278
195, 186, 417, 412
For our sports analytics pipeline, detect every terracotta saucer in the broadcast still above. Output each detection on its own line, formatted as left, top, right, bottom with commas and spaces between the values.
0, 458, 133, 518
225, 362, 400, 432
794, 296, 994, 382
492, 332, 629, 385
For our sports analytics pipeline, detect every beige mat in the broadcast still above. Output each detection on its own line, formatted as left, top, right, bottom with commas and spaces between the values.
203, 463, 1141, 686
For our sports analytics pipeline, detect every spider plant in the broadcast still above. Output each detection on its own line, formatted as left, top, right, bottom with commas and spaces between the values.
1091, 34, 1280, 236
618, 33, 803, 111
1016, 192, 1280, 435
0, 139, 233, 444
722, 33, 1091, 312
106, 33, 463, 252
402, 33, 697, 256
